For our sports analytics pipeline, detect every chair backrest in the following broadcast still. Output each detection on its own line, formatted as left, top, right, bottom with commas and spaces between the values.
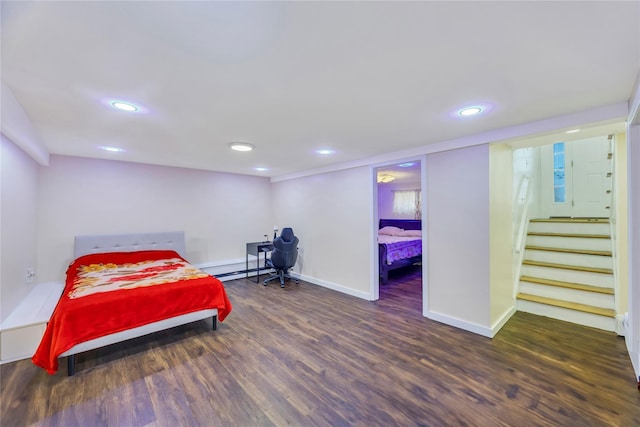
271, 227, 299, 269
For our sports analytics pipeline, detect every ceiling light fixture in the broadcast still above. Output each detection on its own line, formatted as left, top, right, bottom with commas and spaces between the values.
100, 146, 125, 153
229, 142, 255, 152
254, 167, 268, 172
315, 148, 335, 155
398, 162, 415, 168
377, 174, 395, 183
111, 101, 138, 112
458, 106, 483, 117
565, 129, 580, 134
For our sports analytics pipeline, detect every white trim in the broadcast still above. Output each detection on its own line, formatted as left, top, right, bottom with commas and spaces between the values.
616, 313, 628, 337
626, 121, 640, 379
426, 310, 493, 338
626, 68, 640, 379
419, 156, 429, 319
629, 70, 640, 126
491, 306, 517, 338
370, 165, 380, 301
299, 274, 371, 301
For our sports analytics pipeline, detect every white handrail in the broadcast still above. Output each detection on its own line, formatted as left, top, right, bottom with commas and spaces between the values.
514, 176, 531, 254
513, 176, 532, 299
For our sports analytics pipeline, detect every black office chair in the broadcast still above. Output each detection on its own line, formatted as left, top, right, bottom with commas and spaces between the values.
264, 227, 299, 288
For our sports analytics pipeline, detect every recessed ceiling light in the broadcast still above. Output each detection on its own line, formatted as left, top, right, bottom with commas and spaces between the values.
254, 167, 268, 172
111, 101, 138, 112
315, 148, 335, 155
458, 106, 483, 117
229, 142, 255, 152
398, 162, 415, 168
100, 146, 125, 152
102, 98, 148, 113
565, 129, 580, 134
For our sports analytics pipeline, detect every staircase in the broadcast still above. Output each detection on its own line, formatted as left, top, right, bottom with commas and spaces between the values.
516, 218, 616, 331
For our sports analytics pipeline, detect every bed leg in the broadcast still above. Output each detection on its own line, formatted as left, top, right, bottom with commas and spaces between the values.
67, 355, 76, 376
212, 315, 217, 331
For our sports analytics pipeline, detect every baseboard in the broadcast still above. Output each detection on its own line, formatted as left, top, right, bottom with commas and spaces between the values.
297, 274, 371, 300
426, 310, 493, 338
195, 260, 371, 300
616, 312, 628, 336
490, 306, 517, 338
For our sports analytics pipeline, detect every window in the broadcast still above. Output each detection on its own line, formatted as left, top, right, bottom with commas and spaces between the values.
393, 190, 421, 219
553, 142, 566, 203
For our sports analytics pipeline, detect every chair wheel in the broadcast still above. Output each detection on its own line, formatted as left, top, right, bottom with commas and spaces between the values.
280, 284, 285, 288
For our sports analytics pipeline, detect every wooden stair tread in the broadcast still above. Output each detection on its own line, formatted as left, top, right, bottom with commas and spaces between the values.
517, 293, 615, 318
525, 245, 612, 257
519, 276, 614, 294
527, 231, 610, 239
522, 260, 613, 274
530, 218, 609, 224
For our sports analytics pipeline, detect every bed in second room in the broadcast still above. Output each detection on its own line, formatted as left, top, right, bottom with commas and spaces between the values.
378, 219, 422, 284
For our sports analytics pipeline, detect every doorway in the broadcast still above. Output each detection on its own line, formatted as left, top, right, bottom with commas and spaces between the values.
540, 136, 613, 218
373, 159, 424, 311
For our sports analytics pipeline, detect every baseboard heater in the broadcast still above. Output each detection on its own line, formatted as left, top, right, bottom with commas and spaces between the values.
215, 267, 262, 279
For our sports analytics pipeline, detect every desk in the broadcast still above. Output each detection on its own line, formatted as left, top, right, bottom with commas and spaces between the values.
246, 241, 274, 283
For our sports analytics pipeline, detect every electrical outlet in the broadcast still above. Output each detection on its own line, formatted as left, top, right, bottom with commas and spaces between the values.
25, 268, 36, 284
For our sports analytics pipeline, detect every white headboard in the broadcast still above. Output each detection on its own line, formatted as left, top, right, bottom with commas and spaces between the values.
74, 231, 186, 259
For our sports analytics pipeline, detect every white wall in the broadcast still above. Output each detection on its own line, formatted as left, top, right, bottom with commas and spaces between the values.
489, 144, 515, 331
377, 182, 394, 219
612, 132, 629, 316
625, 68, 640, 379
1, 135, 39, 323
0, 83, 49, 166
36, 155, 274, 282
426, 145, 491, 333
271, 167, 372, 298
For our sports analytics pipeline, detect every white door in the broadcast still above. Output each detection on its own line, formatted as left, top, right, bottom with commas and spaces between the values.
540, 136, 612, 218
572, 137, 613, 217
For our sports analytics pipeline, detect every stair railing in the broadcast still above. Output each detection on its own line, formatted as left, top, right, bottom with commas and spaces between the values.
513, 176, 531, 297
514, 176, 531, 255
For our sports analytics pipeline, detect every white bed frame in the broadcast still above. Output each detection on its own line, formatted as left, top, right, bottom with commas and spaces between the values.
60, 231, 218, 375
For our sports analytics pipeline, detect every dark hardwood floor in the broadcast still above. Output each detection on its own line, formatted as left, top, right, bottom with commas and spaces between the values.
2, 267, 639, 426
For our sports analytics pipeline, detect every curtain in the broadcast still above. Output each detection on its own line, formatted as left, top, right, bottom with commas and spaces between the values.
393, 190, 421, 219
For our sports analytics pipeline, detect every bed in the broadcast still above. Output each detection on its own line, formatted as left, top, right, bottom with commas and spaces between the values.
378, 219, 422, 284
32, 231, 232, 376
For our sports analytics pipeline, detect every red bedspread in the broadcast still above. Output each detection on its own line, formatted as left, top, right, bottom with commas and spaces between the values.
32, 250, 232, 374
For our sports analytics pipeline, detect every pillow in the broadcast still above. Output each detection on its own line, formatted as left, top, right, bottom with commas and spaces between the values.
397, 229, 422, 238
378, 226, 404, 236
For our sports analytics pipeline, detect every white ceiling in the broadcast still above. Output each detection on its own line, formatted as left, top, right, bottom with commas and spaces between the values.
1, 1, 639, 179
